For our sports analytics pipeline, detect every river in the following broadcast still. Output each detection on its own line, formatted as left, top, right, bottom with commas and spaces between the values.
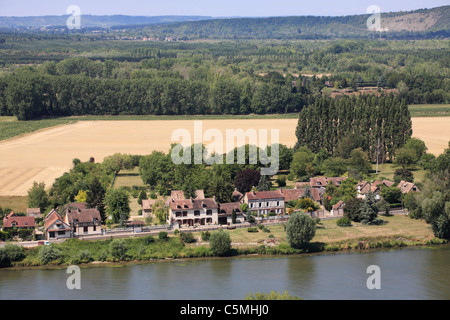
0, 246, 449, 300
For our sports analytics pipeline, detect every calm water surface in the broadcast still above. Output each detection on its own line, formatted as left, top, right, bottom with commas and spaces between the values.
0, 246, 449, 300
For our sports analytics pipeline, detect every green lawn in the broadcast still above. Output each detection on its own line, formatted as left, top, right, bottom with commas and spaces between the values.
409, 104, 450, 117
0, 117, 74, 141
370, 163, 427, 184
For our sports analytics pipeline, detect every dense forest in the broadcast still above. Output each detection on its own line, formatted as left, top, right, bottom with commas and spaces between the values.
295, 95, 412, 161
0, 36, 448, 120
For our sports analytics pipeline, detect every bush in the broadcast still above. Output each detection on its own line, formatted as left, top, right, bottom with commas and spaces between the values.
180, 232, 196, 243
158, 231, 168, 240
285, 212, 317, 249
201, 231, 211, 241
144, 235, 155, 244
38, 245, 62, 265
109, 239, 128, 261
3, 244, 25, 262
72, 250, 93, 264
336, 216, 352, 227
247, 227, 259, 233
209, 229, 232, 256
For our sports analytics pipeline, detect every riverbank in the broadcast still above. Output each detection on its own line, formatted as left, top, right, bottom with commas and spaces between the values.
1, 215, 447, 270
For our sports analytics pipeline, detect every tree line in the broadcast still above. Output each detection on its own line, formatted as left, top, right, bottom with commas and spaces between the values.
295, 95, 412, 162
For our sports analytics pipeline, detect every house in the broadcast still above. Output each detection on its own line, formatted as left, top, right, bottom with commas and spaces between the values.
356, 181, 382, 200
373, 180, 395, 189
44, 210, 71, 240
64, 203, 102, 237
142, 199, 157, 217
244, 190, 285, 216
168, 197, 219, 228
26, 208, 42, 218
295, 176, 346, 190
165, 190, 205, 206
281, 188, 323, 204
331, 200, 345, 217
218, 202, 245, 225
2, 212, 35, 230
309, 176, 346, 189
397, 181, 420, 194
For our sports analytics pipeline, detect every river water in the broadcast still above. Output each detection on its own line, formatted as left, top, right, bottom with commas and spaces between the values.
0, 246, 449, 300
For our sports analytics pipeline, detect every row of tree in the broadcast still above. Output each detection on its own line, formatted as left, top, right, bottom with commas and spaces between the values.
295, 95, 412, 162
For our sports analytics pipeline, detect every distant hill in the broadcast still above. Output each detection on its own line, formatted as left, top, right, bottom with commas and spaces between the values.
128, 6, 449, 39
0, 6, 448, 39
0, 15, 213, 29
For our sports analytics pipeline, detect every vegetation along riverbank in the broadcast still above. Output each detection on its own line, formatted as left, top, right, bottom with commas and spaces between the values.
0, 215, 447, 269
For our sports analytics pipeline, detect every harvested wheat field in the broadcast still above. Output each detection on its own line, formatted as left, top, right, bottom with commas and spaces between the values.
0, 117, 447, 196
0, 119, 298, 196
411, 117, 450, 156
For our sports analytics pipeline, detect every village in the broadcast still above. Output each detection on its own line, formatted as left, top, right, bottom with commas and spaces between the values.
1, 175, 420, 245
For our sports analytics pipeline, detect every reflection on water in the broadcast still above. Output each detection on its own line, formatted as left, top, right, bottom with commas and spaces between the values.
0, 246, 449, 300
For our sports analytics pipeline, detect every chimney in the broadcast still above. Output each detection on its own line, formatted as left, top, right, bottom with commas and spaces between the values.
190, 197, 193, 204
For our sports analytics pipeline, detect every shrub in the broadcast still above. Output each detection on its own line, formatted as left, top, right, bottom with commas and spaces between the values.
158, 231, 168, 240
109, 239, 128, 261
336, 216, 352, 227
72, 250, 93, 264
174, 229, 179, 235
209, 229, 232, 256
285, 212, 317, 249
247, 227, 259, 233
180, 232, 196, 243
143, 235, 155, 244
3, 244, 25, 262
38, 245, 62, 265
201, 231, 211, 241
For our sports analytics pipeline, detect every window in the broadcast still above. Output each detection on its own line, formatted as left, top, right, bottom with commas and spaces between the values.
83, 226, 88, 233
266, 202, 269, 207
49, 232, 55, 238
206, 218, 212, 223
277, 201, 280, 206
194, 210, 200, 216
183, 211, 188, 217
176, 212, 182, 217
206, 210, 212, 215
58, 231, 65, 235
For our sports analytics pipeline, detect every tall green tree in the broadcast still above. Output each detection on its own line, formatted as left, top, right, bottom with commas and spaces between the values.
105, 188, 130, 226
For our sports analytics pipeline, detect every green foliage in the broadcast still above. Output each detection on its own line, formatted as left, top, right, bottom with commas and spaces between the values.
336, 216, 352, 227
105, 188, 130, 226
247, 227, 259, 233
285, 212, 317, 249
158, 231, 168, 240
344, 197, 364, 222
27, 181, 49, 213
38, 245, 62, 265
380, 186, 403, 204
180, 232, 196, 243
109, 239, 128, 261
209, 229, 232, 256
201, 231, 211, 241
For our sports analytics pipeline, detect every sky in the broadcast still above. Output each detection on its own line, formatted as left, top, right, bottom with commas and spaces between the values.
0, 0, 448, 17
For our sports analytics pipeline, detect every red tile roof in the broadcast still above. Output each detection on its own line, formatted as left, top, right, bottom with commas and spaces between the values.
3, 212, 35, 229
245, 190, 284, 200
170, 198, 218, 211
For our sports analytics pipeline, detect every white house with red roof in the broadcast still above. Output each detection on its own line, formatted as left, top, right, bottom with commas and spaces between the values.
244, 189, 285, 216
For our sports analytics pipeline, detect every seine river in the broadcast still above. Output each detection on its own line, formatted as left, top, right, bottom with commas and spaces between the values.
0, 246, 449, 300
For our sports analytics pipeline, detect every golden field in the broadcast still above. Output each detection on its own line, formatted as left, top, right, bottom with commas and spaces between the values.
0, 117, 447, 196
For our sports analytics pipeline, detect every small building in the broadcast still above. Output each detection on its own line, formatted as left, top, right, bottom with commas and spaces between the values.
142, 199, 157, 217
44, 210, 71, 240
168, 197, 219, 228
26, 208, 42, 219
218, 202, 245, 225
2, 212, 35, 230
331, 200, 345, 217
244, 190, 285, 216
64, 203, 102, 237
397, 181, 420, 194
356, 181, 381, 200
281, 188, 323, 204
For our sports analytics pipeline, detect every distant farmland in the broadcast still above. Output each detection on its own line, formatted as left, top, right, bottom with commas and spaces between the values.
0, 117, 447, 197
